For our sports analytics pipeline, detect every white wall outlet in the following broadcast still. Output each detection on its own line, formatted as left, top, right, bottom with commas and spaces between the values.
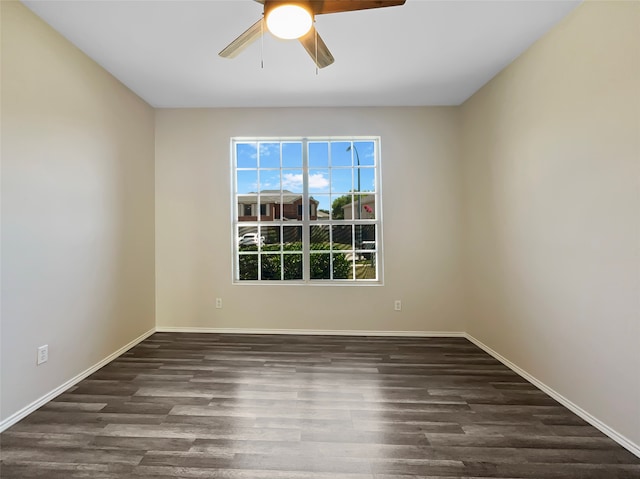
394, 300, 402, 311
37, 345, 48, 365
215, 298, 223, 309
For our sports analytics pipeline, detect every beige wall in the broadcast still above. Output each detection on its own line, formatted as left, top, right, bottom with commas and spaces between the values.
461, 1, 640, 448
155, 107, 465, 333
1, 2, 155, 422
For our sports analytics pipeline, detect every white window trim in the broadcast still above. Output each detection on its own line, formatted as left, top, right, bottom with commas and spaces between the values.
231, 136, 384, 285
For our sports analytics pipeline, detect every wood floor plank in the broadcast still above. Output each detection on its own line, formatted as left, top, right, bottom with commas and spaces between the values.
1, 333, 638, 478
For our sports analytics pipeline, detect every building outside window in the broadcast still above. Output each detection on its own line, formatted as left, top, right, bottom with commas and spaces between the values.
232, 138, 382, 283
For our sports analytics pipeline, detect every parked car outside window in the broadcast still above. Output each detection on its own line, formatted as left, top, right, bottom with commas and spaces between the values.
238, 233, 264, 246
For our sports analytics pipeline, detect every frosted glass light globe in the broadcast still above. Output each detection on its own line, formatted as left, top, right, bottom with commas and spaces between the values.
266, 5, 313, 40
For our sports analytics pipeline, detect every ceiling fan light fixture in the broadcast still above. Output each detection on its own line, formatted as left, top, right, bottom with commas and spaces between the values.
265, 4, 313, 40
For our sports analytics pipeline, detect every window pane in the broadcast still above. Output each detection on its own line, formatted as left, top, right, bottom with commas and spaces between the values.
356, 253, 377, 280
259, 142, 280, 168
237, 196, 256, 221
353, 141, 375, 166
357, 195, 376, 219
331, 169, 352, 194
259, 170, 280, 192
333, 253, 354, 280
309, 142, 329, 167
350, 194, 375, 220
356, 225, 376, 251
283, 226, 302, 250
310, 253, 330, 279
310, 225, 329, 250
282, 142, 302, 168
331, 194, 354, 220
308, 169, 329, 194
238, 226, 261, 251
281, 169, 304, 194
239, 254, 258, 280
262, 226, 281, 251
331, 141, 352, 167
261, 254, 281, 280
332, 225, 352, 251
355, 222, 376, 280
279, 195, 301, 221
239, 225, 257, 236
237, 143, 257, 168
358, 168, 376, 193
283, 254, 303, 280
307, 198, 316, 220
237, 170, 257, 194
314, 195, 331, 220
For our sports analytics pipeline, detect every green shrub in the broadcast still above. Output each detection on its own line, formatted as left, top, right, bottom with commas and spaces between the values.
239, 250, 350, 280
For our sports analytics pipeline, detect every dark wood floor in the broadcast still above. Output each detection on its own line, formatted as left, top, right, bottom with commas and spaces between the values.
1, 333, 638, 478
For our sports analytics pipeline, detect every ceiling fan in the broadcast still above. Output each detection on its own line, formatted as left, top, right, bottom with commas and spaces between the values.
219, 0, 406, 69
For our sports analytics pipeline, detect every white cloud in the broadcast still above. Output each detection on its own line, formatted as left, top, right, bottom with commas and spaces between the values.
282, 173, 302, 190
260, 143, 279, 158
309, 173, 329, 189
282, 173, 329, 191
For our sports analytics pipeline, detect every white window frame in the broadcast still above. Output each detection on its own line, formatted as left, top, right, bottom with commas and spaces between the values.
231, 136, 383, 285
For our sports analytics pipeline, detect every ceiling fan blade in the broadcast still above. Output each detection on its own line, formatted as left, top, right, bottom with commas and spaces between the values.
310, 0, 405, 15
219, 18, 264, 59
298, 26, 334, 69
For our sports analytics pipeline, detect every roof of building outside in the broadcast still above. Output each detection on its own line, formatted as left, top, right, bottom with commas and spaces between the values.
238, 190, 319, 205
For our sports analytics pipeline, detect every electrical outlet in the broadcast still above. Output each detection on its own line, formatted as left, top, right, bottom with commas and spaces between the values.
37, 345, 48, 365
216, 298, 223, 309
394, 300, 402, 311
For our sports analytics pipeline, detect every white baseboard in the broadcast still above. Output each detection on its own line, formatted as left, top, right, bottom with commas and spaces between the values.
155, 327, 466, 337
464, 333, 640, 459
0, 327, 156, 433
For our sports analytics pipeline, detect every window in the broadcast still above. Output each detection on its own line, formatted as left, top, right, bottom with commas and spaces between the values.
232, 137, 382, 283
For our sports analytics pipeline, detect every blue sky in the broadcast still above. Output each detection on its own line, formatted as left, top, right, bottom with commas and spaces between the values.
236, 140, 375, 212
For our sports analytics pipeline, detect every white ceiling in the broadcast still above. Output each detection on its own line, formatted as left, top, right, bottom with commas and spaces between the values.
22, 0, 580, 108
